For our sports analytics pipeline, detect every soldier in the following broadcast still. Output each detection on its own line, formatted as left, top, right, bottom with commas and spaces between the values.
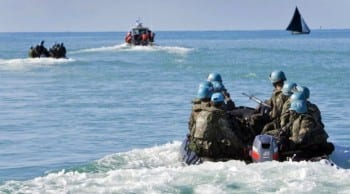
188, 83, 213, 136
208, 73, 235, 110
266, 91, 304, 137
278, 100, 333, 161
59, 43, 67, 58
296, 86, 324, 128
280, 91, 304, 127
280, 82, 298, 116
28, 46, 37, 58
266, 70, 288, 120
261, 70, 289, 134
189, 92, 246, 161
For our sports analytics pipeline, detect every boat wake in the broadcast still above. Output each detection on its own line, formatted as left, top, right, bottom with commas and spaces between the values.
74, 43, 193, 55
0, 141, 349, 193
0, 58, 75, 70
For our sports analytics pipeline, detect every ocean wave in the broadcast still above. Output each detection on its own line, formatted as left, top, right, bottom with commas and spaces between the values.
70, 141, 183, 173
74, 43, 193, 55
0, 58, 75, 70
1, 142, 349, 193
73, 44, 130, 53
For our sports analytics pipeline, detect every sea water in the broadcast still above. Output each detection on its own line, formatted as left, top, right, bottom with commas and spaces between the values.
0, 30, 349, 193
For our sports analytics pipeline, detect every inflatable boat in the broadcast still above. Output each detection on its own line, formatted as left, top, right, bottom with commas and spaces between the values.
180, 134, 338, 167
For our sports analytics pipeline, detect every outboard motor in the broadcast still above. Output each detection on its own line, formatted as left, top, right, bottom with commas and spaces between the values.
251, 134, 279, 162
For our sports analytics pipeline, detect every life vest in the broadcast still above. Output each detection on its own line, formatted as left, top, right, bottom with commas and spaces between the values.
125, 35, 132, 43
141, 33, 148, 41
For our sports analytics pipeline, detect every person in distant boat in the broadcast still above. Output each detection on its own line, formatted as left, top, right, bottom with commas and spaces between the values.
59, 43, 67, 58
47, 42, 66, 58
141, 31, 149, 45
28, 46, 37, 58
276, 99, 333, 161
36, 40, 49, 57
29, 40, 48, 58
149, 31, 155, 43
207, 73, 235, 111
38, 40, 45, 53
188, 92, 246, 161
125, 31, 132, 44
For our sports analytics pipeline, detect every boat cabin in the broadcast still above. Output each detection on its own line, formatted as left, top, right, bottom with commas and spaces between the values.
125, 21, 155, 46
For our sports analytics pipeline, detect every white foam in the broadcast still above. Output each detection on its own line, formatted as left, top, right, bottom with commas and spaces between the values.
1, 142, 349, 193
74, 44, 193, 55
73, 43, 130, 53
0, 58, 75, 70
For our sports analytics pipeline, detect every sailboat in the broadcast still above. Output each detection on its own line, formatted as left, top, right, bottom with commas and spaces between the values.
286, 6, 310, 34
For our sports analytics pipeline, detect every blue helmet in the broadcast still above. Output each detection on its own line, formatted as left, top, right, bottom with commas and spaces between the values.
296, 86, 310, 99
198, 81, 214, 91
290, 92, 306, 102
211, 81, 225, 92
269, 70, 286, 84
197, 86, 212, 100
207, 73, 223, 83
289, 100, 307, 114
211, 92, 224, 104
282, 82, 297, 96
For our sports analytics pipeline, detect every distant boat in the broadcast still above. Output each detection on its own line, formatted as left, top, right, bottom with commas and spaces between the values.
124, 19, 155, 46
286, 7, 310, 34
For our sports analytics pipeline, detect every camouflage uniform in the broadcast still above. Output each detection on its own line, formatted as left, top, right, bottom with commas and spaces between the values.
188, 98, 210, 136
266, 89, 288, 120
280, 99, 292, 127
261, 90, 288, 134
307, 101, 324, 128
279, 100, 324, 135
279, 112, 332, 159
189, 104, 245, 160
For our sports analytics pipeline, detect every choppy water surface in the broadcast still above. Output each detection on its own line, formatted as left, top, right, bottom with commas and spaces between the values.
0, 30, 349, 193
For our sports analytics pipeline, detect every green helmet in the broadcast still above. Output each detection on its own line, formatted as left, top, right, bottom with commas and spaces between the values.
289, 100, 307, 114
207, 73, 223, 83
282, 81, 297, 96
296, 86, 310, 99
211, 92, 224, 104
290, 92, 306, 102
269, 70, 286, 84
197, 86, 212, 100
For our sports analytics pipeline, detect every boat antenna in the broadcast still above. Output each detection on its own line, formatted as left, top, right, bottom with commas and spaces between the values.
136, 17, 142, 27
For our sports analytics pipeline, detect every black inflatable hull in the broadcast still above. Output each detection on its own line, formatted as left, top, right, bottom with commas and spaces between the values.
180, 136, 202, 165
180, 135, 338, 167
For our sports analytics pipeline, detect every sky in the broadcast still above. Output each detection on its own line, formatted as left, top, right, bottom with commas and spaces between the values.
0, 0, 349, 32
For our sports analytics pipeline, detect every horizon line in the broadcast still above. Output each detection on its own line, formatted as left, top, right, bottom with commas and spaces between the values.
0, 28, 349, 33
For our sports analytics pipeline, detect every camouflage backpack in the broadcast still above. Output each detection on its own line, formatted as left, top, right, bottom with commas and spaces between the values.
193, 109, 221, 141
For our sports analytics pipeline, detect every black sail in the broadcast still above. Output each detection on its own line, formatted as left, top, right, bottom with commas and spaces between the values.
286, 7, 310, 34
